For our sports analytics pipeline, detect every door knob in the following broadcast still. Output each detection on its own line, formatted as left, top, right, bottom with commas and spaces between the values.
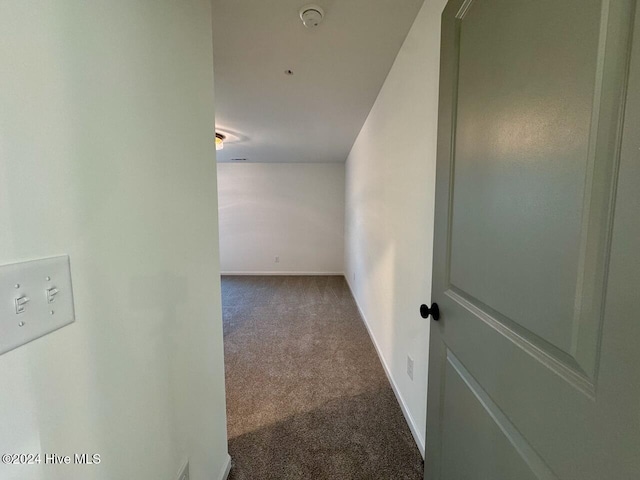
420, 303, 440, 321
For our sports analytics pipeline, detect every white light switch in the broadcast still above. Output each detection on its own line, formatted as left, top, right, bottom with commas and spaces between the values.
1, 256, 75, 356
46, 287, 59, 304
15, 295, 30, 314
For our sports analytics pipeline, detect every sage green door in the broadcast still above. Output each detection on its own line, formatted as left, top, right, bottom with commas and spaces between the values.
425, 1, 639, 479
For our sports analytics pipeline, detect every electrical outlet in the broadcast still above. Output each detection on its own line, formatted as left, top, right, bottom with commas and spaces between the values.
407, 355, 414, 381
177, 461, 189, 480
275, 256, 280, 263
352, 272, 355, 282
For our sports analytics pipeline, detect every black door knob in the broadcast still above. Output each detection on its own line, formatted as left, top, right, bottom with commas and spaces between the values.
420, 303, 440, 321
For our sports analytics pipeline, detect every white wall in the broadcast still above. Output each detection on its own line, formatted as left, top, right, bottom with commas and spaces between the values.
0, 2, 229, 480
344, 0, 448, 456
217, 163, 344, 274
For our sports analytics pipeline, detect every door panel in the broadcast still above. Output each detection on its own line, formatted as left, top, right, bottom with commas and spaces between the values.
442, 352, 551, 480
426, 0, 639, 479
450, 0, 601, 359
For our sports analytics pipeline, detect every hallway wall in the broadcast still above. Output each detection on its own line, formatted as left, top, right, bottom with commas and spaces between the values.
217, 163, 345, 274
0, 2, 229, 479
344, 0, 449, 455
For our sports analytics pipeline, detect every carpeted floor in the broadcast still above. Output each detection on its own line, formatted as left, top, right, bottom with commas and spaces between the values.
222, 275, 423, 480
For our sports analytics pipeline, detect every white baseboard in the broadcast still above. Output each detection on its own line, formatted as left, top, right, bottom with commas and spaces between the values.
176, 460, 189, 480
218, 454, 231, 480
345, 277, 426, 458
220, 271, 343, 276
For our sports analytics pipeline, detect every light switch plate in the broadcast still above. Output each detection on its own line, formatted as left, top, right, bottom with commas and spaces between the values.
0, 255, 75, 356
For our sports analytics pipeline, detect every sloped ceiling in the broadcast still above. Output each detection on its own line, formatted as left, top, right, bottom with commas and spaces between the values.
212, 0, 425, 163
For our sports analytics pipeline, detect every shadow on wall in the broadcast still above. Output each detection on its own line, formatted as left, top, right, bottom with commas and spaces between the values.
227, 389, 422, 480
345, 128, 432, 452
345, 166, 400, 372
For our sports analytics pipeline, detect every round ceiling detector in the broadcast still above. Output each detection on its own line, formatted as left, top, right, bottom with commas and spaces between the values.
299, 4, 324, 28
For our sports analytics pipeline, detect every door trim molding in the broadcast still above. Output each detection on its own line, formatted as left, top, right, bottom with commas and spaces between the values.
217, 454, 232, 480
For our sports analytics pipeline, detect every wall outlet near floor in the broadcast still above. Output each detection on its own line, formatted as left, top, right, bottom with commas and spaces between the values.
177, 460, 189, 480
275, 256, 280, 263
407, 355, 414, 381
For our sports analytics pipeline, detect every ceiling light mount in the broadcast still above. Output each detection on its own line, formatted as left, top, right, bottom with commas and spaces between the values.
299, 4, 324, 28
215, 132, 226, 151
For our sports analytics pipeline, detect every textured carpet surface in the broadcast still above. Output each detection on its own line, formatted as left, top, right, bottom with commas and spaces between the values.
222, 275, 423, 480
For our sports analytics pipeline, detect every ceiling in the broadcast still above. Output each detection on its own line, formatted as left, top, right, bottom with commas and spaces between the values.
212, 0, 425, 163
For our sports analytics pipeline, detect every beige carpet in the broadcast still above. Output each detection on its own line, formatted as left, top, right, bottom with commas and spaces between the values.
222, 275, 423, 480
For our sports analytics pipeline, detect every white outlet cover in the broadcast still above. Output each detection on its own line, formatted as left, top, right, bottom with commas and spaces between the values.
407, 355, 414, 380
0, 256, 75, 356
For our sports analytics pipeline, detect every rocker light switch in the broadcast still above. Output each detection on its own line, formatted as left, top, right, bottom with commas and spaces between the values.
1, 256, 75, 356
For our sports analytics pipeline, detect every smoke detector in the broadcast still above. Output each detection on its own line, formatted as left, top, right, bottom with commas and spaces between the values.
299, 4, 324, 28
